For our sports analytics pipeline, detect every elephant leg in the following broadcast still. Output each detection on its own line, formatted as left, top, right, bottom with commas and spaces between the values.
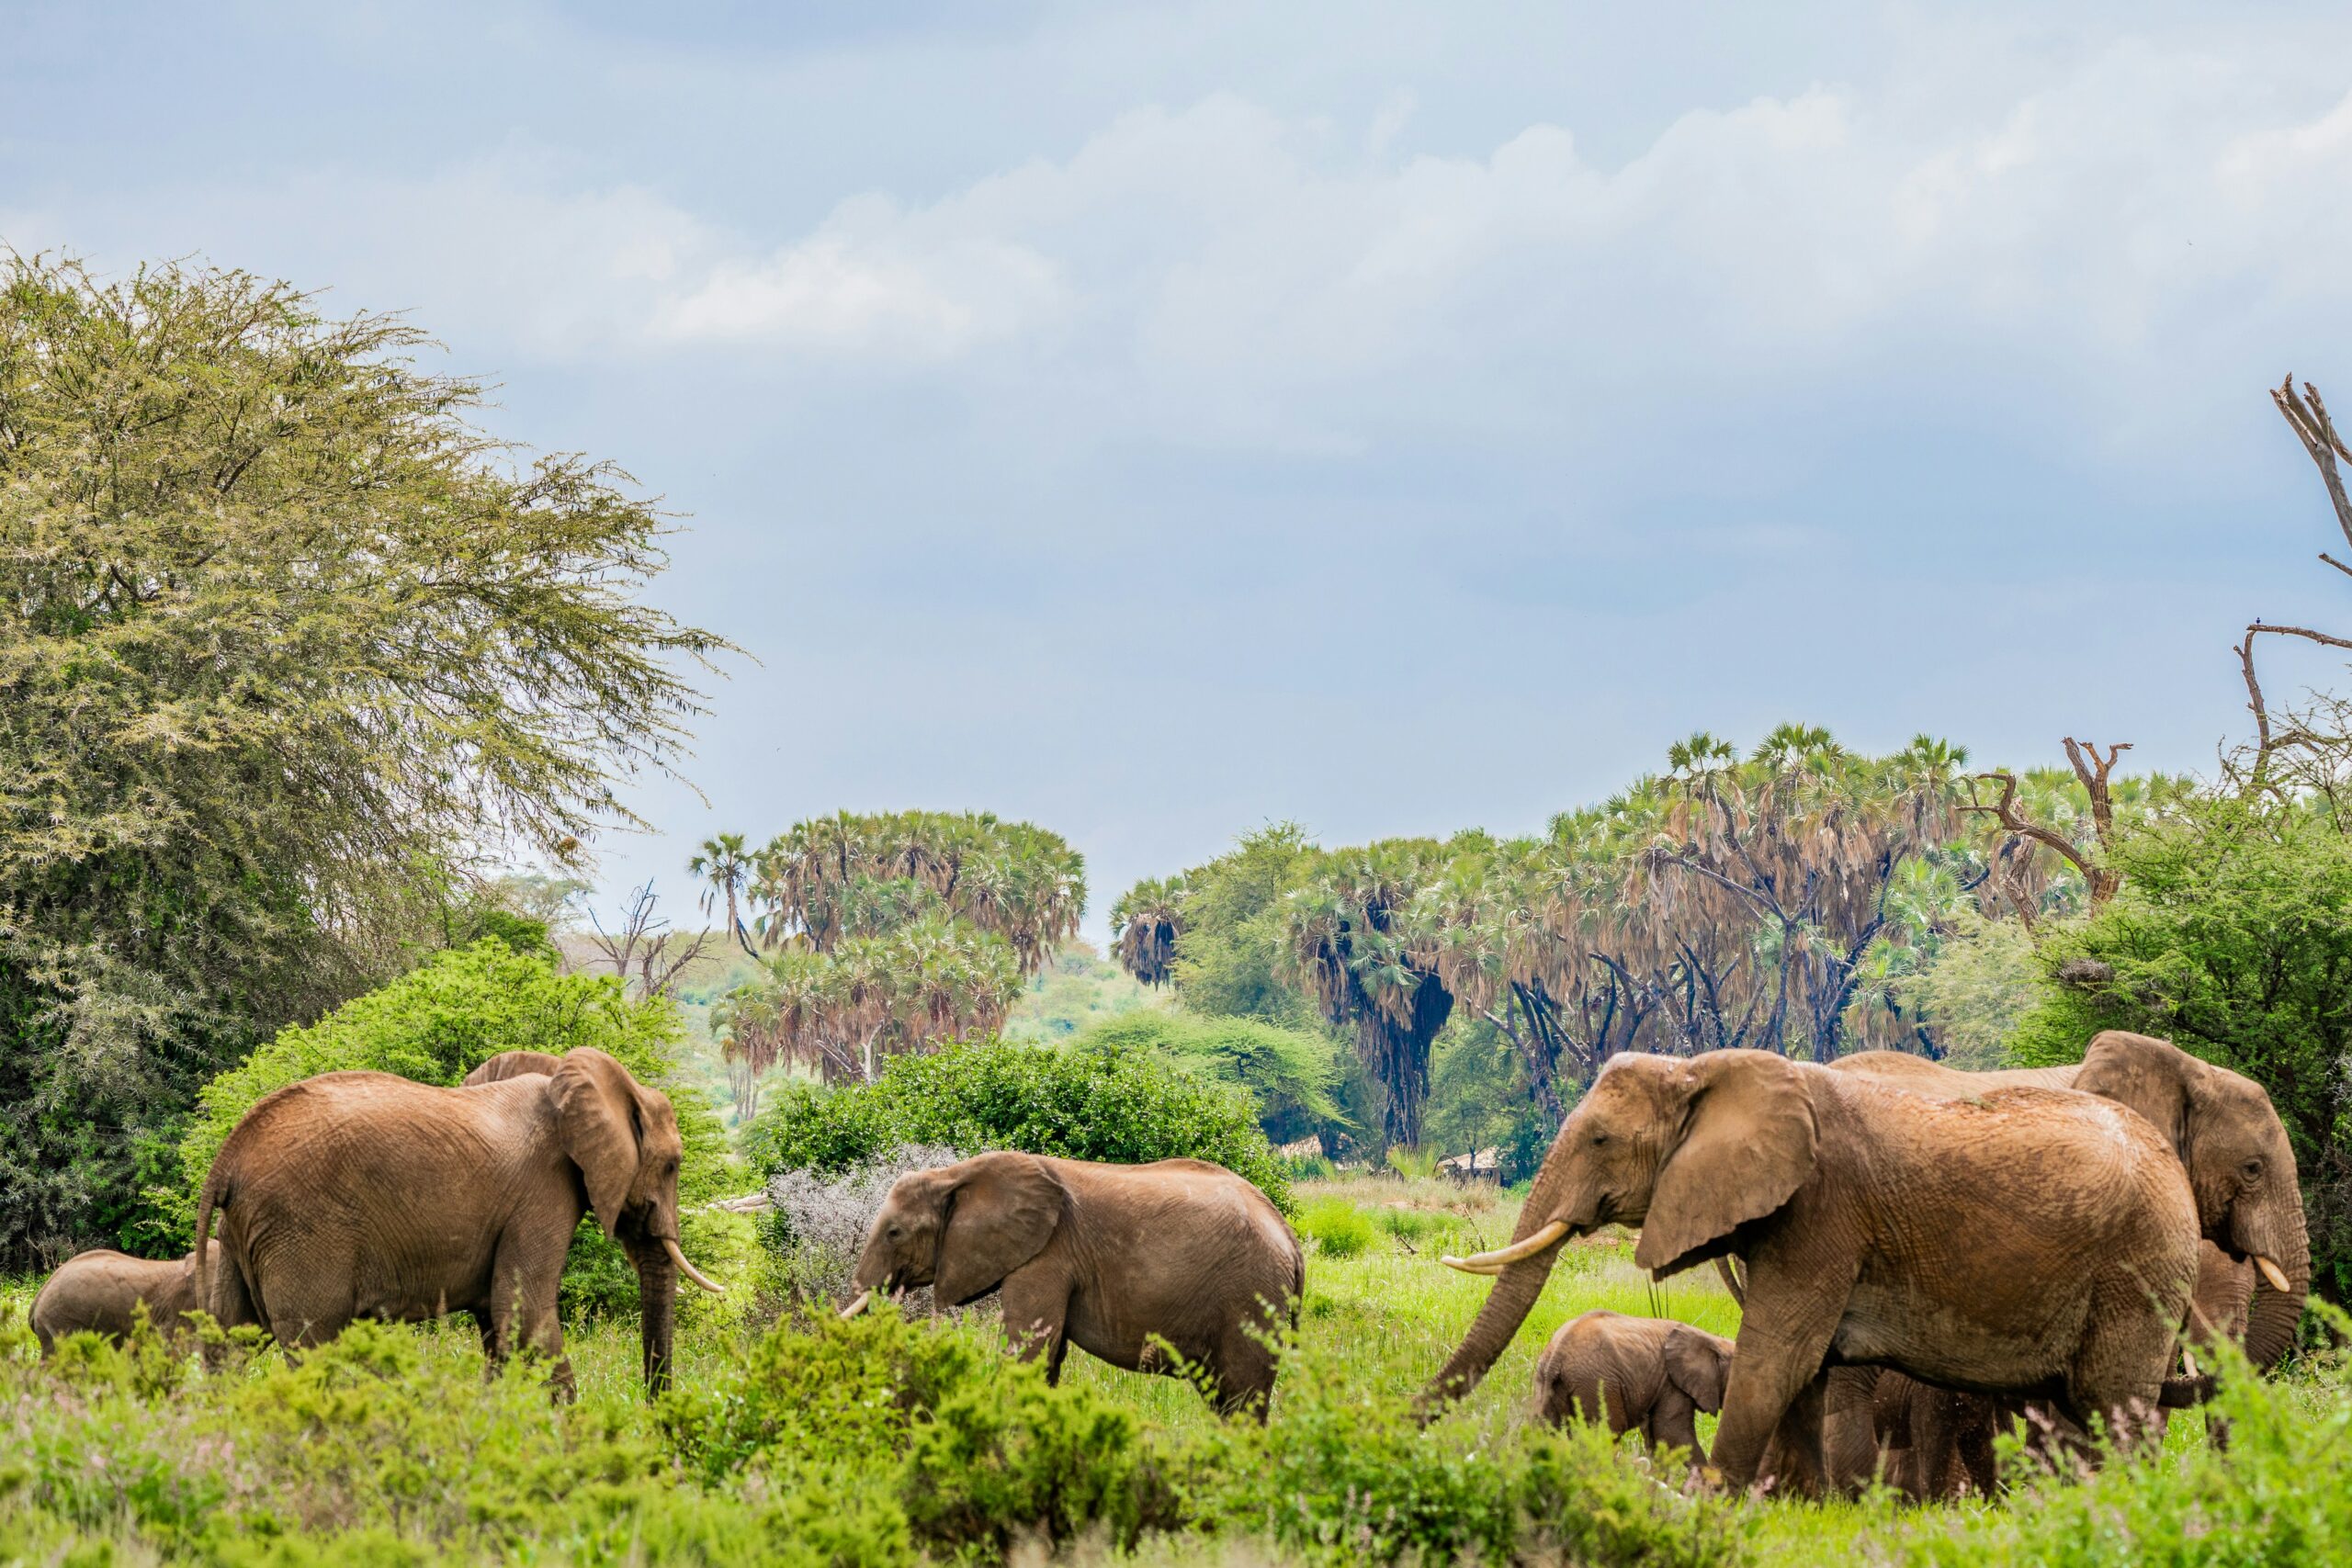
1820, 1367, 1883, 1496
998, 1268, 1070, 1382
1954, 1396, 2002, 1497
487, 1242, 571, 1400
1647, 1388, 1704, 1461
1213, 1317, 1281, 1423
1708, 1266, 1849, 1491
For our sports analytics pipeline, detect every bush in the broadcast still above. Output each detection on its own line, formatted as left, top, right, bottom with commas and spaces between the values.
152, 939, 740, 1325
2007, 800, 2352, 1301
163, 941, 685, 1235
1296, 1198, 1374, 1259
758, 1144, 964, 1306
741, 1038, 1290, 1213
1071, 1010, 1348, 1143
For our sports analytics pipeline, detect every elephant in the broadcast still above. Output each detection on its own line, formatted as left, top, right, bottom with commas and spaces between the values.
1534, 1310, 1732, 1460
842, 1151, 1304, 1418
465, 1049, 566, 1085
194, 1045, 721, 1397
1424, 1049, 2201, 1492
1850, 1238, 2254, 1495
1830, 1031, 2308, 1368
31, 1242, 219, 1353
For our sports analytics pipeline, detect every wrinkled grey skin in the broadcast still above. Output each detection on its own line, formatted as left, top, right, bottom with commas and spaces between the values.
1535, 1311, 1731, 1460
850, 1151, 1303, 1418
1846, 1238, 2255, 1495
465, 1050, 565, 1086
196, 1046, 703, 1399
32, 1243, 219, 1353
1831, 1032, 2307, 1370
1422, 1051, 2200, 1492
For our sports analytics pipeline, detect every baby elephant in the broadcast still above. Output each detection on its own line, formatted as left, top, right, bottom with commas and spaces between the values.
1536, 1310, 1731, 1460
844, 1151, 1303, 1418
32, 1243, 219, 1353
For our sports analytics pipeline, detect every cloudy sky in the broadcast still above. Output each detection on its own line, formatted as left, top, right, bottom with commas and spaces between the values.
10, 1, 2352, 933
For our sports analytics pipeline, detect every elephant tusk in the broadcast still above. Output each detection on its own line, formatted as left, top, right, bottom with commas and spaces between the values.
840, 1288, 873, 1319
1442, 1219, 1570, 1274
2181, 1347, 2200, 1379
663, 1235, 725, 1295
2254, 1254, 2292, 1294
1441, 1255, 1507, 1276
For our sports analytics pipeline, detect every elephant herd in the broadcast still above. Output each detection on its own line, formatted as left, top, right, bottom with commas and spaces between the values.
26, 1028, 2306, 1500
1429, 1030, 2306, 1494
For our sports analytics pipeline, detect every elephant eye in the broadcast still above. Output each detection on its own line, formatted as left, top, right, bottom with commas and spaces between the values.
2243, 1159, 2263, 1179
1590, 1131, 1609, 1146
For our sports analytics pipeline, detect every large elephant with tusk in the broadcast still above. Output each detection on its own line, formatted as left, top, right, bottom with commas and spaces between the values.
196, 1045, 722, 1398
1827, 1032, 2308, 1367
841, 1151, 1304, 1418
1424, 1050, 2200, 1492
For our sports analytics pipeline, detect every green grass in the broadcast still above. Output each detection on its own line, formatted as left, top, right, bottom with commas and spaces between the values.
2, 1179, 2343, 1565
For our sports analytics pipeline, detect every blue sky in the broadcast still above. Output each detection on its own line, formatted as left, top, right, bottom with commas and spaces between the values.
10, 2, 2352, 935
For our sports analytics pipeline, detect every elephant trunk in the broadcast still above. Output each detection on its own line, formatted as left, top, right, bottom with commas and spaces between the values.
1419, 1252, 1558, 1417
2241, 1194, 2310, 1371
1419, 1154, 1578, 1417
634, 1240, 677, 1396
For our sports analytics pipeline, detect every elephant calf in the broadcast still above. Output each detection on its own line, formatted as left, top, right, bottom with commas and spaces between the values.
32, 1243, 218, 1353
844, 1151, 1304, 1418
1535, 1310, 1731, 1461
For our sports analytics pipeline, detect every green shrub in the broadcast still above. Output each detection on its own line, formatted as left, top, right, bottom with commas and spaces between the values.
1374, 1207, 1463, 1248
1893, 1316, 2352, 1565
1385, 1145, 1441, 1180
1071, 1010, 1348, 1138
1296, 1198, 1374, 1259
161, 940, 687, 1239
741, 1037, 1290, 1213
151, 939, 741, 1324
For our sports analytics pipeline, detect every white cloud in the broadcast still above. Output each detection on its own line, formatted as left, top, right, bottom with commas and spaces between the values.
649, 196, 1063, 355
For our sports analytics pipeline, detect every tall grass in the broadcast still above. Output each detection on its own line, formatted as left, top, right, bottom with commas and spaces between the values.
2, 1182, 2343, 1565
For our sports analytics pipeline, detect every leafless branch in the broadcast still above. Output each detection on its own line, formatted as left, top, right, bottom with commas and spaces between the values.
2274, 376, 2352, 554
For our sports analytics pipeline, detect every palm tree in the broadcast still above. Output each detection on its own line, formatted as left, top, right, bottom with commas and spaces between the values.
1110, 876, 1186, 987
688, 832, 759, 958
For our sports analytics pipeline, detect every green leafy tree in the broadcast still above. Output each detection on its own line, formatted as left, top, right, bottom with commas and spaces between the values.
0, 254, 723, 1265
1070, 1010, 1347, 1145
2007, 798, 2352, 1300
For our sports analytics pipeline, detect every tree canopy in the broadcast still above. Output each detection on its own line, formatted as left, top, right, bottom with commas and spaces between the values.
708, 811, 1085, 1097
0, 255, 723, 1264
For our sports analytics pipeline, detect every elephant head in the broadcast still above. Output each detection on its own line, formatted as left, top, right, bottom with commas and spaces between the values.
1425, 1050, 1816, 1410
548, 1047, 719, 1392
1662, 1325, 1733, 1415
2073, 1031, 2307, 1367
841, 1152, 1066, 1314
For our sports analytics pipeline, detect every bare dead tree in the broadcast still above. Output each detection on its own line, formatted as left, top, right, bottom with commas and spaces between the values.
586, 880, 719, 998
2238, 377, 2352, 794
1962, 737, 2132, 911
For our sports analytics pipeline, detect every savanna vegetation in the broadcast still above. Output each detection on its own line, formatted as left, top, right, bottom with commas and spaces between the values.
7, 245, 2352, 1563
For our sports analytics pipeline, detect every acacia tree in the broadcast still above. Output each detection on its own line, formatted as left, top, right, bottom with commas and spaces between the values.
0, 255, 724, 1264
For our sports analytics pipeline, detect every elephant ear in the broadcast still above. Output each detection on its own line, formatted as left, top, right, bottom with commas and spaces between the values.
550, 1048, 643, 1239
2074, 1032, 2189, 1155
1663, 1325, 1731, 1414
1636, 1050, 1818, 1277
934, 1153, 1066, 1308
